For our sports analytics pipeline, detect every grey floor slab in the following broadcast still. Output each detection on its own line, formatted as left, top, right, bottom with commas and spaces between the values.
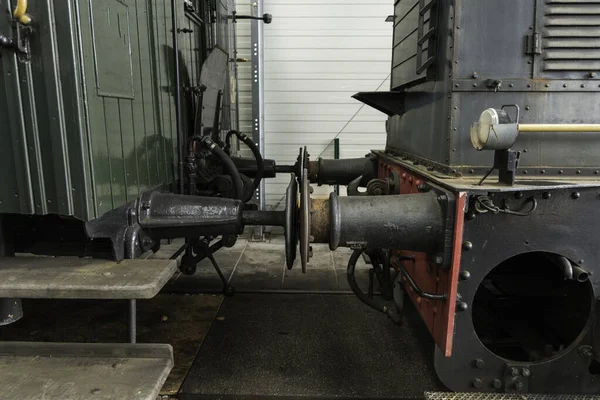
0, 256, 177, 299
0, 342, 173, 400
161, 238, 381, 294
230, 246, 285, 290
283, 248, 338, 291
180, 293, 444, 399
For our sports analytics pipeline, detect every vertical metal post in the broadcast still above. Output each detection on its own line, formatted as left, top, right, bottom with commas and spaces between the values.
251, 0, 266, 240
230, 2, 241, 132
334, 138, 340, 195
171, 0, 184, 194
125, 210, 138, 344
128, 299, 137, 344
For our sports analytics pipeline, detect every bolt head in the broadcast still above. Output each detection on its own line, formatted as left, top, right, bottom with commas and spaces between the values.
522, 368, 531, 377
492, 379, 503, 389
459, 270, 471, 281
473, 359, 485, 369
579, 345, 593, 358
572, 192, 581, 199
510, 367, 520, 377
472, 378, 483, 389
515, 381, 525, 391
462, 241, 473, 251
542, 192, 551, 199
457, 301, 468, 312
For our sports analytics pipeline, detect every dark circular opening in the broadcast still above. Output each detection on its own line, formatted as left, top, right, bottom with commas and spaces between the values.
472, 252, 593, 362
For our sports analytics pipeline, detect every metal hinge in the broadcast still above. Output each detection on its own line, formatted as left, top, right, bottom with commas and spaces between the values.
525, 32, 541, 55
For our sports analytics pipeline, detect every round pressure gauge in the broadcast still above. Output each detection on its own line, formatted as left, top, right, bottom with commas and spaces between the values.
470, 108, 518, 151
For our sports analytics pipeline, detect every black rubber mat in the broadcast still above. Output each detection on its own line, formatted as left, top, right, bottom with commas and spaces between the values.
180, 293, 445, 399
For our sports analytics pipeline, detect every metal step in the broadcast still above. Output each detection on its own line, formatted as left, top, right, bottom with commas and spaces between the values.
0, 341, 173, 400
0, 256, 177, 299
425, 392, 600, 400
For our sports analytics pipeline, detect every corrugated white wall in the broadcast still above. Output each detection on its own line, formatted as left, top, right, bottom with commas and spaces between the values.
235, 0, 393, 210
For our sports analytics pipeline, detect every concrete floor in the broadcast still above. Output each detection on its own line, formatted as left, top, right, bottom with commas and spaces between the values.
164, 237, 374, 294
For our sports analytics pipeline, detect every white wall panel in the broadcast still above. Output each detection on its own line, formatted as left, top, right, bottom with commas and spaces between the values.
235, 1, 393, 209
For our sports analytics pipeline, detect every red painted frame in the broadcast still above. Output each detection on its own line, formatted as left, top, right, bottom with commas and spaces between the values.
379, 161, 466, 357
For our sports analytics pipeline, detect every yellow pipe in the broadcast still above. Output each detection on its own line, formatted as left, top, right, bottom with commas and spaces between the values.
13, 0, 31, 25
518, 124, 600, 133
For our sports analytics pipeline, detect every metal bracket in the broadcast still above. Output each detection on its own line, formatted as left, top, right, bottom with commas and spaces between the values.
526, 32, 542, 55
0, 22, 32, 61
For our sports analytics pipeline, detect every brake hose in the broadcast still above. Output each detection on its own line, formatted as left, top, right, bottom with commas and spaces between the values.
347, 248, 401, 323
226, 130, 264, 191
189, 135, 244, 201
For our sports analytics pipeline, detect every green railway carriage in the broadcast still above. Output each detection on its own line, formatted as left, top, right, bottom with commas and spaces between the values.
0, 0, 229, 222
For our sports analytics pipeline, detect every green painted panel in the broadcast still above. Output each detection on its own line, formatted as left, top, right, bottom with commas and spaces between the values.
151, 0, 170, 183
91, 0, 135, 99
162, 0, 176, 180
103, 97, 127, 208
78, 0, 114, 216
33, 1, 73, 216
16, 62, 46, 215
131, 0, 155, 190
0, 0, 209, 220
0, 57, 28, 213
119, 98, 139, 200
53, 0, 95, 219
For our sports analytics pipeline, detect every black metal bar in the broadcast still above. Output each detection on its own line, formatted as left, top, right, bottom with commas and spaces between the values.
234, 14, 272, 23
171, 0, 184, 194
206, 245, 235, 296
234, 15, 262, 20
125, 214, 139, 344
275, 165, 296, 174
128, 299, 137, 344
242, 210, 285, 227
